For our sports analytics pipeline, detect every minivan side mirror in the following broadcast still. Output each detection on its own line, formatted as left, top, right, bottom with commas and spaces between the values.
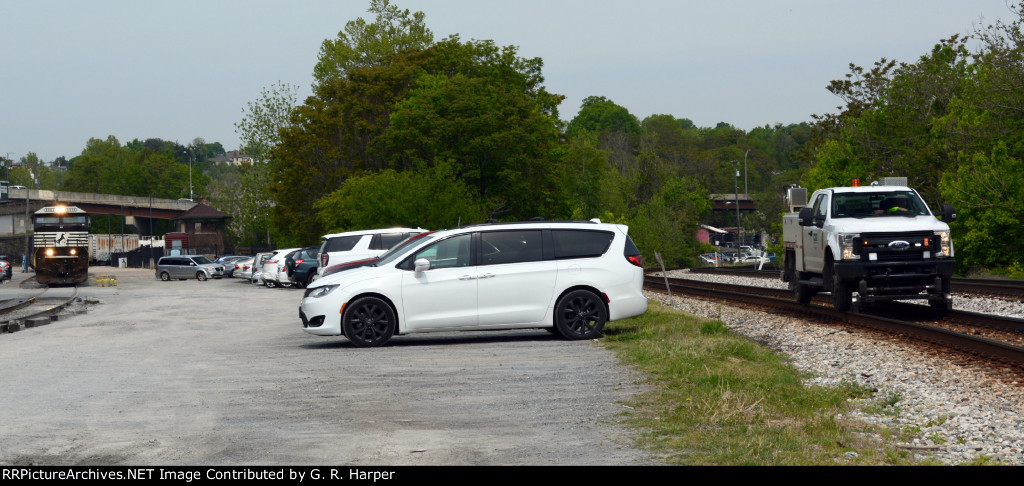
414, 258, 430, 275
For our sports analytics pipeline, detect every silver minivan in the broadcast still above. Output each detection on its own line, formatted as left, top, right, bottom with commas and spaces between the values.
155, 255, 225, 281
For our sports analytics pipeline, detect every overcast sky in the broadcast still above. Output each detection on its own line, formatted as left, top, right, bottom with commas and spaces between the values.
1, 0, 1018, 162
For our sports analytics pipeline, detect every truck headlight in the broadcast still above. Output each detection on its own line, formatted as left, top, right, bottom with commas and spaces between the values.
839, 233, 858, 260
937, 230, 953, 257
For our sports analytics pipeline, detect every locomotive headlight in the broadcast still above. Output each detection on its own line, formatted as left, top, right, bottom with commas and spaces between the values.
45, 248, 54, 256
839, 233, 858, 260
69, 248, 77, 255
937, 230, 953, 257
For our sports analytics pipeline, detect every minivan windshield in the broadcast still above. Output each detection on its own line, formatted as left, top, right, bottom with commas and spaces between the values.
831, 190, 930, 218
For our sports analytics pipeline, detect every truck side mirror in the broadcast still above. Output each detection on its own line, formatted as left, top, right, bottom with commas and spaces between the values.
940, 203, 957, 223
798, 207, 814, 227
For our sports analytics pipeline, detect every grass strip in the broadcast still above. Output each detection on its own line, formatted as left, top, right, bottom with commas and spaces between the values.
602, 302, 921, 465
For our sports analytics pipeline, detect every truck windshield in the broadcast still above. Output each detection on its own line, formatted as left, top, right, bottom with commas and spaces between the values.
831, 191, 930, 218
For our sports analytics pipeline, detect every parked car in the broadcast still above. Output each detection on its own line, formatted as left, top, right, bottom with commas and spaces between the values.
261, 248, 300, 288
699, 254, 719, 265
285, 247, 320, 288
247, 252, 274, 284
317, 228, 428, 277
739, 255, 769, 264
230, 256, 254, 278
299, 220, 648, 347
0, 255, 12, 279
155, 255, 225, 281
216, 255, 249, 277
319, 231, 437, 279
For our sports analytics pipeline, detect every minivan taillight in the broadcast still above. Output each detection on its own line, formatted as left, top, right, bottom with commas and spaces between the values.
626, 254, 643, 267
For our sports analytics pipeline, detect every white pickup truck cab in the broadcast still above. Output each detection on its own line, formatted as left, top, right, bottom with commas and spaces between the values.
781, 179, 956, 312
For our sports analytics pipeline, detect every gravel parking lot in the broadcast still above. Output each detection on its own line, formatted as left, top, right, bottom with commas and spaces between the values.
0, 267, 656, 466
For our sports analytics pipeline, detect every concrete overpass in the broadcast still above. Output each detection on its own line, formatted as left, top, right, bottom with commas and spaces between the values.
0, 188, 200, 237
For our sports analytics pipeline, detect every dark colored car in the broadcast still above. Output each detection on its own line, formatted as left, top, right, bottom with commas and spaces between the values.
285, 247, 320, 288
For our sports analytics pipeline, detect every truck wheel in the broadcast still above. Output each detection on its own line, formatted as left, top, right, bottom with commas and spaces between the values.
829, 265, 852, 312
929, 297, 952, 311
929, 277, 952, 311
794, 282, 813, 305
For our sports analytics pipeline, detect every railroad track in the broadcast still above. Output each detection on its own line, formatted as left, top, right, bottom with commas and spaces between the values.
0, 285, 81, 334
683, 266, 1024, 298
644, 276, 1024, 369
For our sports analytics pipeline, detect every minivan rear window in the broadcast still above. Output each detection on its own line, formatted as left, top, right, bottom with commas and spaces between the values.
481, 230, 543, 265
552, 230, 613, 259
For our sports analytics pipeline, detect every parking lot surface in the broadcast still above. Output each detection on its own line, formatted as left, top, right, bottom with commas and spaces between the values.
0, 267, 655, 465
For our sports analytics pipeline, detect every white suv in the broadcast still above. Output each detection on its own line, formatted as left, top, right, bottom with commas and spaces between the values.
299, 220, 648, 347
316, 228, 428, 276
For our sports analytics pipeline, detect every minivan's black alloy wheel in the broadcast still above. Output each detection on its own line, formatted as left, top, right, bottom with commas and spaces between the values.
343, 297, 396, 347
554, 290, 607, 340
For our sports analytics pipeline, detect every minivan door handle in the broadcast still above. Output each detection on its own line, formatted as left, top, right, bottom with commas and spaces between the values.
478, 273, 496, 279
459, 274, 477, 280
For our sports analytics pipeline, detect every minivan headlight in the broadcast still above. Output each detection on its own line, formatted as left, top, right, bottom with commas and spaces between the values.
305, 284, 339, 299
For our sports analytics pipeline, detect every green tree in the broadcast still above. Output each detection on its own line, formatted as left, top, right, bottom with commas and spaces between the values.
63, 136, 201, 199
939, 143, 1024, 270
376, 68, 564, 219
566, 96, 640, 137
234, 81, 300, 163
205, 163, 272, 248
312, 0, 433, 87
8, 152, 65, 189
315, 159, 485, 232
271, 35, 565, 244
627, 176, 711, 267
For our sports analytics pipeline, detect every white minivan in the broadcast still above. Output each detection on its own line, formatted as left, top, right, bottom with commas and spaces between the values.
299, 220, 647, 347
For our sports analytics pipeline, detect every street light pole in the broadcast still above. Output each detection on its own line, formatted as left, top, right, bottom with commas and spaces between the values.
189, 151, 194, 201
731, 161, 741, 249
743, 149, 750, 196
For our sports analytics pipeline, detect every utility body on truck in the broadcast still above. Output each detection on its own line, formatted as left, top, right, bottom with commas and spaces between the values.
781, 178, 957, 312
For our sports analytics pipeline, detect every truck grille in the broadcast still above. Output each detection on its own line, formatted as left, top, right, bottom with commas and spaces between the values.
854, 231, 940, 262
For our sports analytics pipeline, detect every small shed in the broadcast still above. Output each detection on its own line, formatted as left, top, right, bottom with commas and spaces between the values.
173, 203, 231, 257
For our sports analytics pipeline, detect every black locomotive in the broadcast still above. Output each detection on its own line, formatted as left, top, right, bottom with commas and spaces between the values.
32, 205, 90, 285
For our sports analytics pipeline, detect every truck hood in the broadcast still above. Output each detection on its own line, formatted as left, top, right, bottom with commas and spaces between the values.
828, 215, 950, 234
